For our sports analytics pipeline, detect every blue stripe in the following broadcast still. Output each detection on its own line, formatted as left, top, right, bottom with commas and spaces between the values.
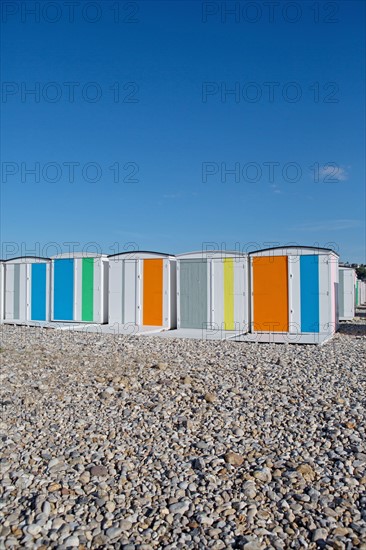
53, 259, 74, 321
31, 263, 47, 321
300, 256, 319, 332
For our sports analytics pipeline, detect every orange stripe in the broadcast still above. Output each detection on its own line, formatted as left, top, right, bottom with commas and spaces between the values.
253, 256, 288, 332
143, 259, 163, 326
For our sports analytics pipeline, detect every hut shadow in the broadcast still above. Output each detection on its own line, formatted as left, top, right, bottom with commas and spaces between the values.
338, 323, 366, 336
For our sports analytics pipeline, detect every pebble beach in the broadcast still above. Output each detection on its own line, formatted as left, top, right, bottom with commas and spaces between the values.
0, 315, 365, 549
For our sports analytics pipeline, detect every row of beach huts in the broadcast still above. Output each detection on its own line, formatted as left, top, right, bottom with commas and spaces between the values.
0, 246, 365, 344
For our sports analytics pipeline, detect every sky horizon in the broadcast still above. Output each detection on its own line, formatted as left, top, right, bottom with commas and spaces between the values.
1, 1, 365, 263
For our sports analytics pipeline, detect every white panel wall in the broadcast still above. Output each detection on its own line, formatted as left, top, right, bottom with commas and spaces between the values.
4, 264, 15, 319
108, 257, 176, 328
102, 259, 109, 323
212, 259, 224, 330
288, 256, 301, 334
4, 263, 28, 321
339, 268, 355, 320
108, 259, 138, 325
93, 258, 102, 322
45, 263, 51, 321
162, 259, 174, 328
210, 258, 248, 331
124, 260, 138, 324
318, 256, 331, 335
234, 259, 247, 331
169, 261, 177, 329
0, 264, 4, 321
108, 260, 123, 324
74, 259, 82, 321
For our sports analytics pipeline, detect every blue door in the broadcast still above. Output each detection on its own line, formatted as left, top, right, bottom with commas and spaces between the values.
300, 256, 319, 332
31, 263, 47, 321
53, 259, 74, 321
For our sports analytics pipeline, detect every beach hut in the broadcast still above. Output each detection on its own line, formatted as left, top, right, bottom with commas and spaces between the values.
3, 256, 51, 323
248, 246, 339, 344
358, 279, 366, 305
355, 279, 359, 307
0, 261, 4, 321
51, 253, 109, 323
176, 251, 249, 333
108, 251, 176, 329
338, 267, 356, 320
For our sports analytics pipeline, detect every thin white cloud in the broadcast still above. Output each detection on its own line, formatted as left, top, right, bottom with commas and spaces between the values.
318, 164, 349, 182
270, 184, 282, 194
163, 192, 199, 199
163, 193, 182, 199
293, 219, 363, 232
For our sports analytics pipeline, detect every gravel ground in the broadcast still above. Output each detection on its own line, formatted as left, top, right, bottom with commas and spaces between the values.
0, 314, 365, 550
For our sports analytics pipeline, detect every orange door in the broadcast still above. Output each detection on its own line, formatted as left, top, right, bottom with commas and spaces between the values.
253, 256, 289, 332
143, 259, 163, 326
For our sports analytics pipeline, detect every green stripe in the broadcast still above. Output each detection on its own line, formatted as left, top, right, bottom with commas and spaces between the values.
82, 258, 94, 321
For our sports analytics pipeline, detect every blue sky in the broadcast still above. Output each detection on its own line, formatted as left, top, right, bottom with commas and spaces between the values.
1, 0, 365, 262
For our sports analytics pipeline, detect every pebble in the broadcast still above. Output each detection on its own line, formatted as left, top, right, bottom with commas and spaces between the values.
106, 527, 122, 538
204, 392, 217, 403
0, 321, 364, 549
253, 467, 272, 483
90, 465, 108, 477
105, 501, 116, 513
243, 542, 263, 550
224, 451, 244, 467
169, 501, 190, 515
63, 535, 79, 547
243, 480, 257, 498
48, 482, 61, 492
79, 471, 91, 484
153, 362, 168, 370
296, 463, 316, 481
120, 520, 133, 531
26, 524, 41, 536
42, 501, 51, 515
312, 528, 329, 542
196, 513, 214, 525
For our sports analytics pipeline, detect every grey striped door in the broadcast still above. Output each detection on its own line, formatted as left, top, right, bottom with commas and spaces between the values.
179, 260, 207, 328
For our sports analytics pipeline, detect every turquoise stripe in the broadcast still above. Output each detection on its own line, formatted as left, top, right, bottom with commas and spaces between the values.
53, 259, 74, 320
31, 263, 47, 321
300, 256, 319, 332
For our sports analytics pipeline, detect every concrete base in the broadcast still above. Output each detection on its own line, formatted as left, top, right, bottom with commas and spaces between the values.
233, 331, 334, 345
60, 324, 166, 336
0, 320, 166, 335
339, 317, 355, 321
1, 320, 85, 330
0, 321, 335, 344
149, 328, 246, 340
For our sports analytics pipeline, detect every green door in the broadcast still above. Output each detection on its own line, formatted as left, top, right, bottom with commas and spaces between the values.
82, 258, 94, 321
179, 260, 207, 329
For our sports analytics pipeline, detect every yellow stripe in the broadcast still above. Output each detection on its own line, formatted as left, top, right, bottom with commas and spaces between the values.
224, 258, 234, 330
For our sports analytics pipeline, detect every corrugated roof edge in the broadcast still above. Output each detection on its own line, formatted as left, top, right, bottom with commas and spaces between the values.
4, 256, 52, 262
177, 250, 247, 257
52, 253, 108, 259
249, 246, 339, 256
108, 251, 175, 258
